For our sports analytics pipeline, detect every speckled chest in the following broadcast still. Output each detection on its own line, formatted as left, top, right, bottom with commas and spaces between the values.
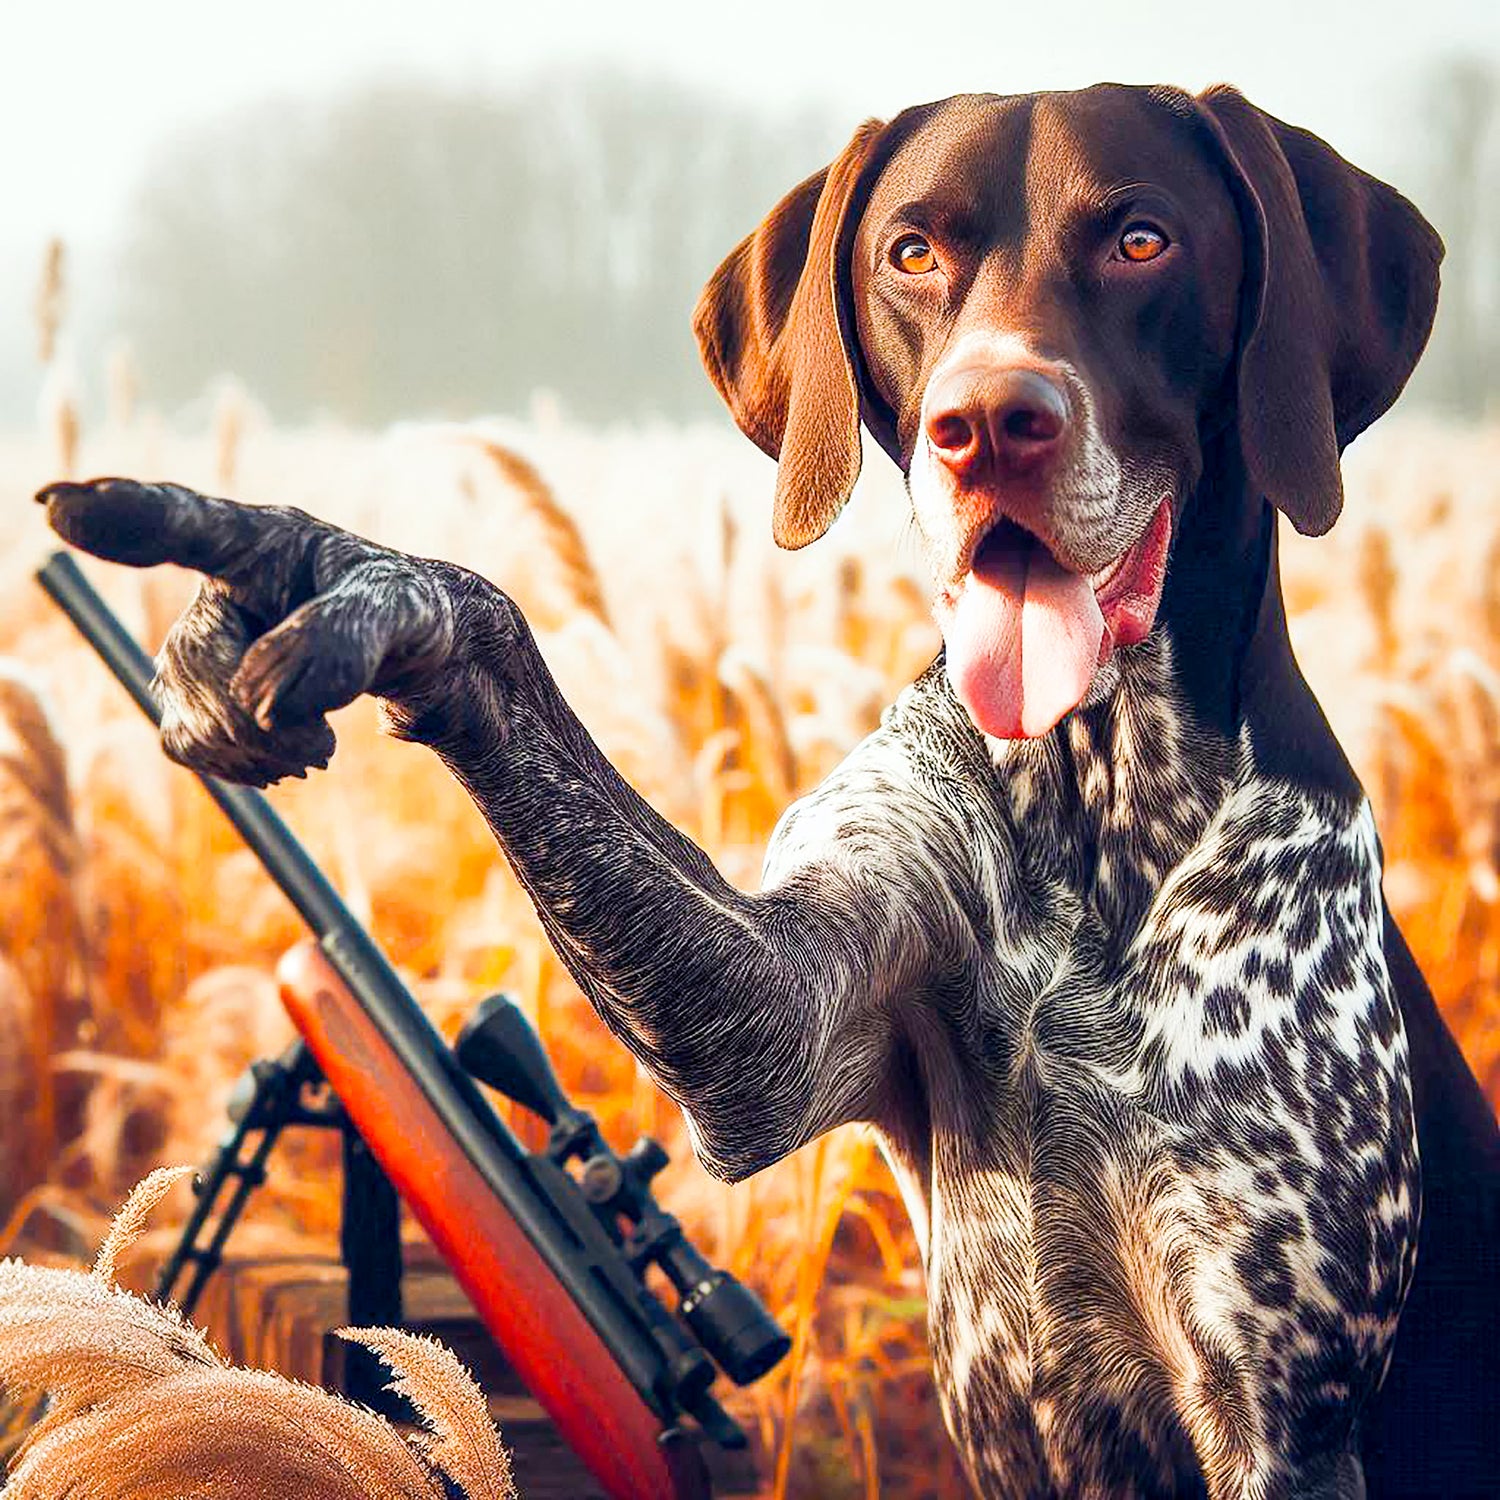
875, 649, 1419, 1499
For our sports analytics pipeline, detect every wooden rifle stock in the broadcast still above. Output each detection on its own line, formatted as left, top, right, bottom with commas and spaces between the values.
278, 942, 697, 1500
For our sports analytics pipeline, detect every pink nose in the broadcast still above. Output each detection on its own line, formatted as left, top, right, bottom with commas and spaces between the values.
924, 365, 1070, 479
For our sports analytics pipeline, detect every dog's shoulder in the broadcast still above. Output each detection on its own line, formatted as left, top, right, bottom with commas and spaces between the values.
761, 657, 1003, 881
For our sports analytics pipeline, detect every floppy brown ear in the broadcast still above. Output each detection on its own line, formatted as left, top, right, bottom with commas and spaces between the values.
693, 121, 889, 549
1195, 85, 1443, 535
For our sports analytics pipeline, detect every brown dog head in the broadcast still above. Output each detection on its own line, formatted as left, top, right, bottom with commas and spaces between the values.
694, 85, 1441, 740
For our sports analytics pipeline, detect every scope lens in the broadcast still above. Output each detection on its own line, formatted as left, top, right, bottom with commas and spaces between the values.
680, 1273, 792, 1385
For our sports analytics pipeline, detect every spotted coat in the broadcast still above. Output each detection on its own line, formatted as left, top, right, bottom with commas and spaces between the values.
761, 634, 1418, 1499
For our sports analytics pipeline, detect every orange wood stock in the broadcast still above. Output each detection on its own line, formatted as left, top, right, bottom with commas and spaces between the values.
276, 941, 688, 1500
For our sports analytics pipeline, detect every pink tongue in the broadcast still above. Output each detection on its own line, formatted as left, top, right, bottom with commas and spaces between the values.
943, 545, 1105, 739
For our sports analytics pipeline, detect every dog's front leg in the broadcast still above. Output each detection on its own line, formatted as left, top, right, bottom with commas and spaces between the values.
381, 560, 931, 1180
44, 479, 931, 1180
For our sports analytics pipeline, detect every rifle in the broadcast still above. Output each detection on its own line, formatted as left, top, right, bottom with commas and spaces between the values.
36, 550, 790, 1500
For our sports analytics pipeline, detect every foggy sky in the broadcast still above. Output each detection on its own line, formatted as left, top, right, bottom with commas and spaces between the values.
6, 0, 1498, 428
11, 0, 1499, 246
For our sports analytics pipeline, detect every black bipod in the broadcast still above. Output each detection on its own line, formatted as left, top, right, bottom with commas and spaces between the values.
152, 1040, 406, 1412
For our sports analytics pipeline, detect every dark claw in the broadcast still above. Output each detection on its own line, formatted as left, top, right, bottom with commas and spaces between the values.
38, 477, 296, 589
43, 478, 201, 569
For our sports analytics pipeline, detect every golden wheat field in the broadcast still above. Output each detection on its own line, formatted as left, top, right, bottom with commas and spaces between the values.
0, 391, 1498, 1498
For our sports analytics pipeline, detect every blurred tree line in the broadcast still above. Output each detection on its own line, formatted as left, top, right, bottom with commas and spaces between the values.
118, 71, 839, 425
116, 62, 1497, 426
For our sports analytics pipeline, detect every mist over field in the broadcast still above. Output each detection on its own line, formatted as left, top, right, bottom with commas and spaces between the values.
3, 52, 1497, 432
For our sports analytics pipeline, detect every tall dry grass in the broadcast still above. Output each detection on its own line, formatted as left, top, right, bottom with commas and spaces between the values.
0, 1169, 517, 1499
0, 389, 1495, 1496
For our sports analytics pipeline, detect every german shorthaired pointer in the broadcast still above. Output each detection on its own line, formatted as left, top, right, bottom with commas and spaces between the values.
41, 83, 1500, 1498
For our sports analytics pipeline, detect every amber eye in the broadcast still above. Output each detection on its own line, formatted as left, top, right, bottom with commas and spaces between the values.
1119, 223, 1169, 262
891, 234, 937, 274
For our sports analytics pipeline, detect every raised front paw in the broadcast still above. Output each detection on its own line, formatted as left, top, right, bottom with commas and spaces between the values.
40, 478, 465, 787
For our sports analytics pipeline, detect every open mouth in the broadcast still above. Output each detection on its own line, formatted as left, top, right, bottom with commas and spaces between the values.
939, 498, 1173, 740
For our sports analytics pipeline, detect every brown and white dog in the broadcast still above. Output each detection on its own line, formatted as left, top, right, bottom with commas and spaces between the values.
43, 83, 1500, 1498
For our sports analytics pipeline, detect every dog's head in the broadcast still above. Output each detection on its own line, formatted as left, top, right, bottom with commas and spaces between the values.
694, 85, 1441, 740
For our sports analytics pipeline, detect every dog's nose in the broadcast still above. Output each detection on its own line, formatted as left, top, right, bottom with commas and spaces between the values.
924, 365, 1070, 479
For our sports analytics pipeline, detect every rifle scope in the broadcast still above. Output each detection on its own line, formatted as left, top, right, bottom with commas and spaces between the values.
456, 993, 791, 1388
